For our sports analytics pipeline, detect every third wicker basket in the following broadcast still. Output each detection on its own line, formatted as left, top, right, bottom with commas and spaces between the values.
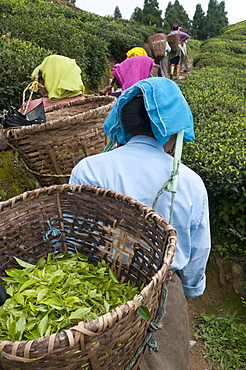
1, 96, 116, 187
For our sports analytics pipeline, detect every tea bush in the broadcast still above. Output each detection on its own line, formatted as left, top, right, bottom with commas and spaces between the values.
181, 23, 246, 257
0, 38, 51, 110
0, 14, 108, 89
181, 66, 246, 256
193, 51, 246, 69
220, 20, 246, 36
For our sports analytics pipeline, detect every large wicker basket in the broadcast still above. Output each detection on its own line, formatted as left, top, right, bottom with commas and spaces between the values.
167, 33, 180, 52
146, 33, 167, 60
0, 184, 176, 370
1, 96, 116, 187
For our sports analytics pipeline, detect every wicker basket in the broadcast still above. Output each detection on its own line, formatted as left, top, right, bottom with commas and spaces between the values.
0, 184, 176, 370
142, 42, 152, 57
146, 33, 167, 60
167, 33, 180, 52
1, 96, 116, 187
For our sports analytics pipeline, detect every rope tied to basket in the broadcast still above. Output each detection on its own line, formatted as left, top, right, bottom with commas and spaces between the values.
21, 73, 44, 114
125, 283, 168, 369
43, 219, 65, 257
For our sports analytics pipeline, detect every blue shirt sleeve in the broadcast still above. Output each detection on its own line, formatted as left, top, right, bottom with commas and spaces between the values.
178, 193, 211, 297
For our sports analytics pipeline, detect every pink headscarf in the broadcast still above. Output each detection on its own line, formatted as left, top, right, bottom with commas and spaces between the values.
112, 55, 154, 91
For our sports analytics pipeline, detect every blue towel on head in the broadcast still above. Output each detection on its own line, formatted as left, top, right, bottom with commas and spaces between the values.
104, 77, 195, 145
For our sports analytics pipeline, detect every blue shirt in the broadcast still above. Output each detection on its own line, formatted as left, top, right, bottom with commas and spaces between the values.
69, 136, 211, 297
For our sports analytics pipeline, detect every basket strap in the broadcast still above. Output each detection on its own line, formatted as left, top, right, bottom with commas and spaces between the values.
102, 139, 115, 152
152, 130, 184, 224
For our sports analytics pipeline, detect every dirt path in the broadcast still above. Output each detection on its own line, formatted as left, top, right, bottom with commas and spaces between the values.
189, 301, 214, 370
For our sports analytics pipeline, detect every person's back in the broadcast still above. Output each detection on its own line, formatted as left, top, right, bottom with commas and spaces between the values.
70, 134, 209, 289
69, 77, 210, 370
20, 54, 85, 114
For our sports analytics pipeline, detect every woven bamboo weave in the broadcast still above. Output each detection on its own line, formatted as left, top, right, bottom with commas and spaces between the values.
1, 96, 116, 187
0, 184, 177, 370
147, 33, 167, 60
166, 33, 180, 52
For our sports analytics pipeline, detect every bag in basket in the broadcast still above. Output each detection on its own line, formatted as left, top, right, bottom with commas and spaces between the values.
0, 102, 46, 128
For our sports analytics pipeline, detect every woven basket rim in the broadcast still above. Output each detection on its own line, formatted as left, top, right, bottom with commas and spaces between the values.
2, 95, 116, 139
0, 184, 176, 361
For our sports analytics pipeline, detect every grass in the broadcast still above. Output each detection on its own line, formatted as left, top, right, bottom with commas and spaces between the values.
195, 311, 246, 369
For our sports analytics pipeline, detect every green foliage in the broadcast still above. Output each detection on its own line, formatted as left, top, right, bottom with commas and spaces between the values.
142, 0, 163, 28
0, 253, 139, 341
205, 0, 228, 39
186, 39, 202, 56
210, 195, 245, 258
78, 18, 153, 62
180, 24, 246, 257
163, 0, 190, 33
0, 38, 51, 111
0, 13, 108, 89
113, 6, 122, 19
193, 51, 246, 69
0, 151, 38, 200
130, 7, 143, 23
191, 3, 206, 40
220, 20, 246, 36
181, 67, 245, 198
195, 311, 246, 369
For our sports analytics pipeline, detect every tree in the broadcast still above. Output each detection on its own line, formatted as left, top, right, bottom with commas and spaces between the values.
142, 0, 163, 27
217, 1, 228, 30
164, 1, 173, 17
163, 7, 179, 33
130, 7, 143, 23
191, 4, 206, 40
205, 0, 228, 38
114, 6, 122, 19
163, 0, 190, 32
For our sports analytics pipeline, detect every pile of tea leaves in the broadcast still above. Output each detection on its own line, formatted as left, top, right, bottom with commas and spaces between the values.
0, 253, 139, 341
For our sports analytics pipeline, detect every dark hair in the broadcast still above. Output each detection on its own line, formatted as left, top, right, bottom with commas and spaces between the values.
121, 96, 153, 136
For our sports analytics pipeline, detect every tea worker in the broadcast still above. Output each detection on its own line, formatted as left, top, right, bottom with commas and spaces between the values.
99, 55, 154, 97
126, 47, 148, 58
69, 77, 211, 370
20, 54, 85, 114
167, 24, 190, 79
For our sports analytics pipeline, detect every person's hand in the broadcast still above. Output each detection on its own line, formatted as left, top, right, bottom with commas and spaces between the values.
99, 85, 113, 96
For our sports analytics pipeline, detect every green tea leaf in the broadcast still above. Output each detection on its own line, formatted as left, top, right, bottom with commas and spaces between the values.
69, 307, 91, 320
36, 257, 46, 269
37, 287, 49, 303
5, 268, 24, 282
13, 257, 35, 269
19, 279, 37, 293
137, 305, 151, 320
14, 292, 25, 305
38, 314, 49, 337
16, 314, 26, 333
104, 300, 110, 313
109, 269, 119, 283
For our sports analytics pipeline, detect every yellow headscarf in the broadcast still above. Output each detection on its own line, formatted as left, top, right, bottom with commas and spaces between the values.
31, 55, 85, 102
126, 47, 148, 58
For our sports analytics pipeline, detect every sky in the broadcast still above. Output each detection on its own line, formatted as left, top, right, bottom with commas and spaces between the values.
75, 0, 245, 25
